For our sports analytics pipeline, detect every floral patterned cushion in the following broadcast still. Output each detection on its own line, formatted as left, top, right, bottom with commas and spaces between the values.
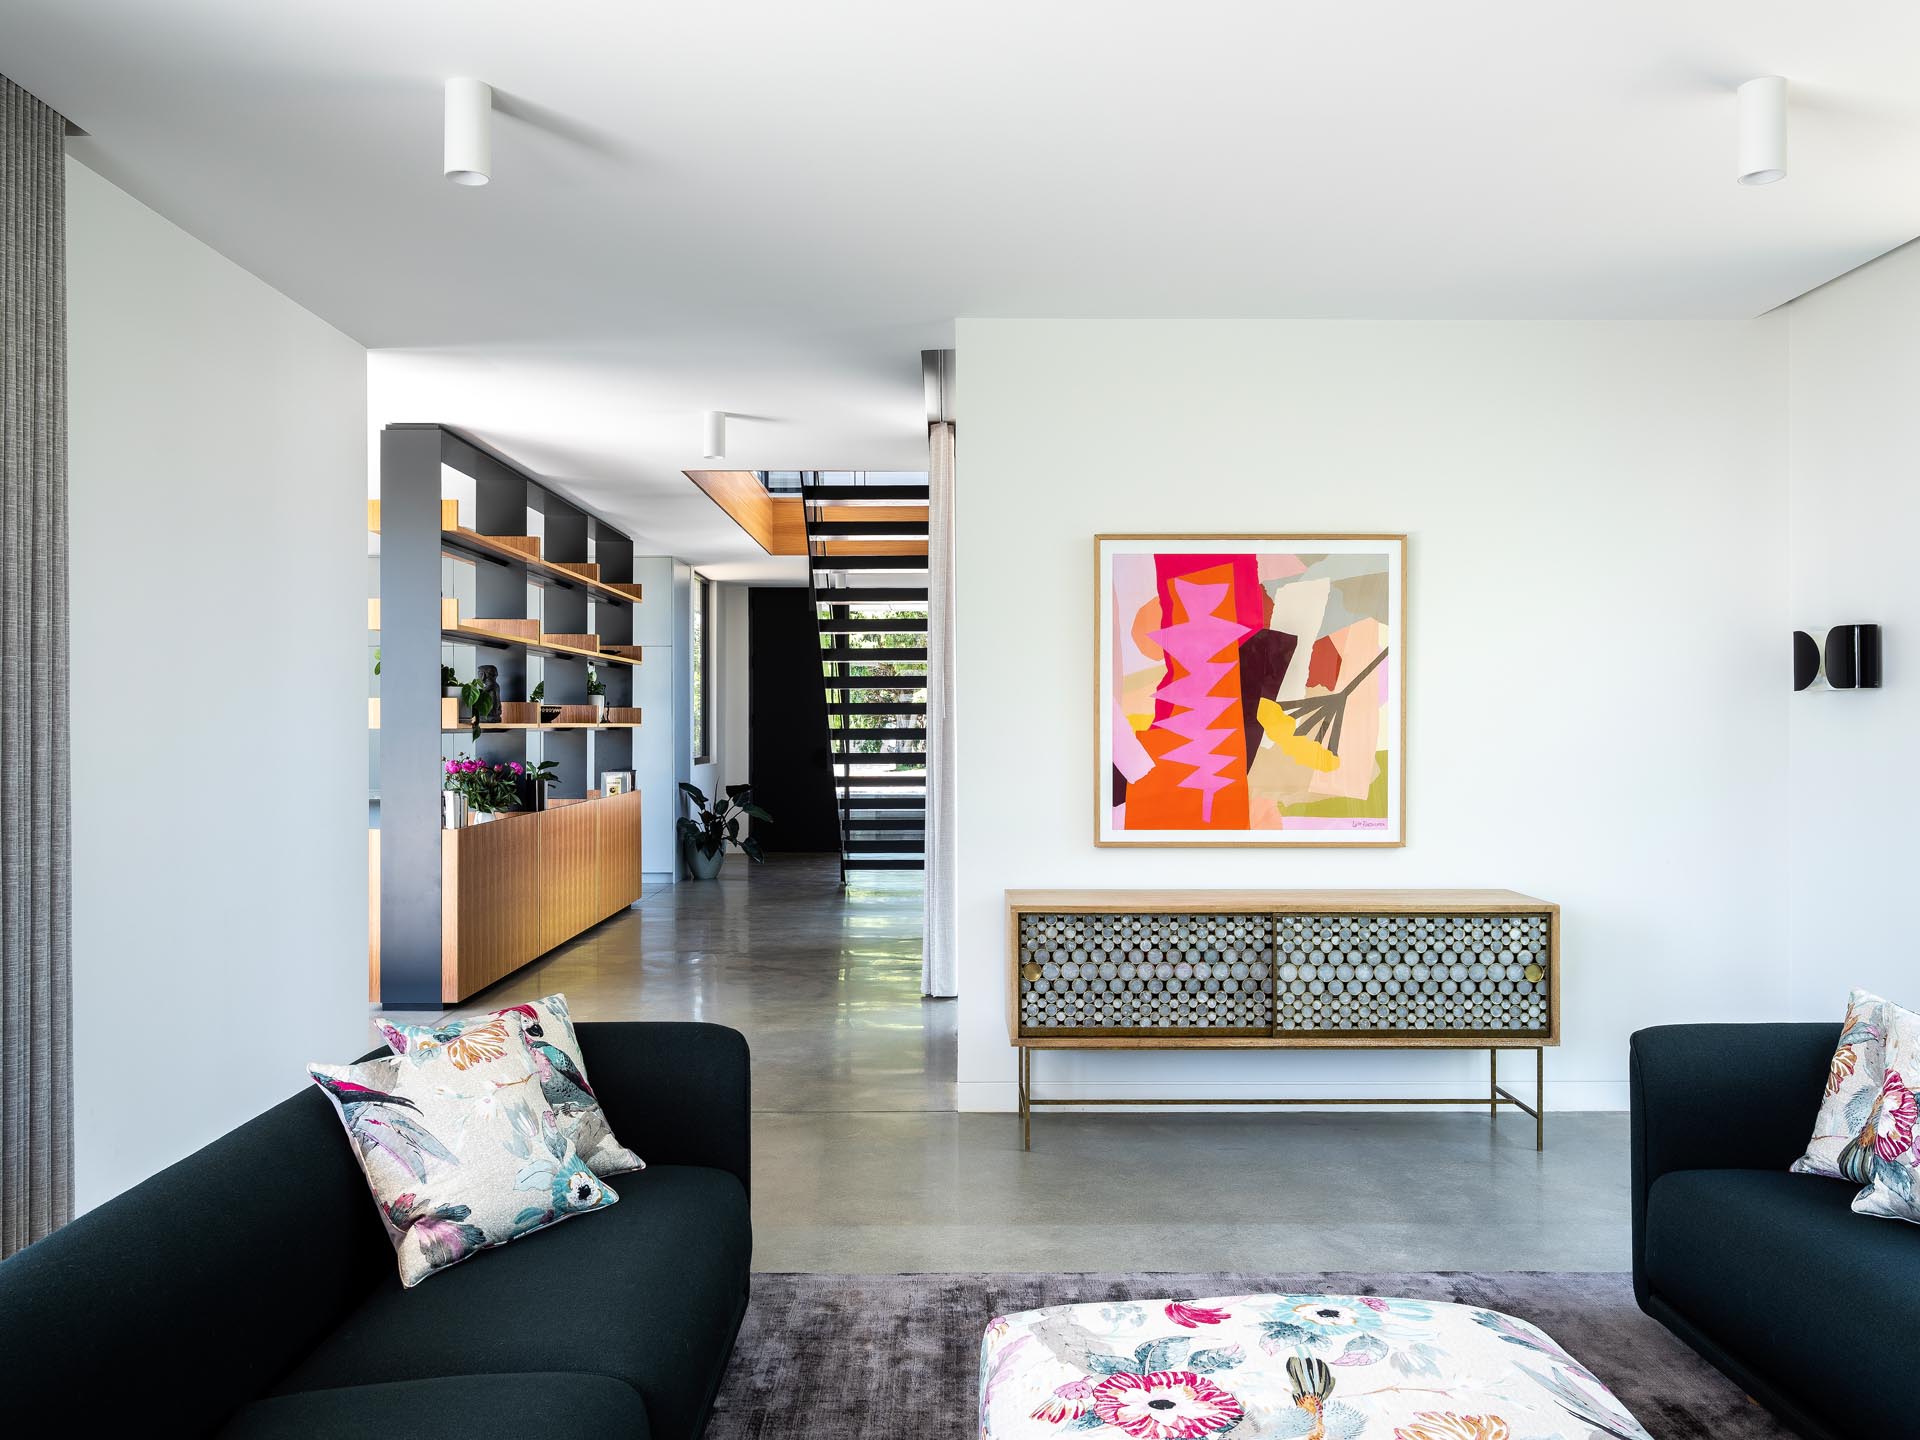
1791, 988, 1901, 1182
1850, 1003, 1920, 1225
978, 1292, 1652, 1440
377, 993, 643, 1178
309, 1033, 617, 1288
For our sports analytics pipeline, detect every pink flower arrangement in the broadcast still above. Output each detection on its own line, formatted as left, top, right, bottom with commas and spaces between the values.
442, 754, 523, 813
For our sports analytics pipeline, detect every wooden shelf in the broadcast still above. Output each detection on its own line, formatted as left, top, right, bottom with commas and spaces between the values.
442, 622, 641, 666
439, 722, 642, 733
439, 527, 644, 608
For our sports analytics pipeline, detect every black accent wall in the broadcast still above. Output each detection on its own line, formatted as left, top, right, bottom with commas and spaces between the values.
748, 587, 841, 852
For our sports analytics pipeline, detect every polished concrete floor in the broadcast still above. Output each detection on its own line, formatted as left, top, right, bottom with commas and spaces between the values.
429, 855, 1633, 1273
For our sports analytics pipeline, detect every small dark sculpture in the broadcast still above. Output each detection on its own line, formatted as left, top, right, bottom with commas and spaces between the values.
476, 665, 501, 721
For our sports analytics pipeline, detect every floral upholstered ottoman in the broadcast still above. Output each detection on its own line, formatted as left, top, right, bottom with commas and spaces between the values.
978, 1293, 1652, 1439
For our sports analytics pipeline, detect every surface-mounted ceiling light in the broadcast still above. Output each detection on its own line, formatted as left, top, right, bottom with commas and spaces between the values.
1737, 75, 1787, 186
703, 411, 727, 460
444, 78, 492, 186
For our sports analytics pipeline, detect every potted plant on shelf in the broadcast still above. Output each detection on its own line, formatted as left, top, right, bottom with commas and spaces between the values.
518, 757, 561, 813
676, 782, 769, 879
442, 756, 524, 827
443, 664, 460, 699
587, 666, 606, 722
458, 670, 499, 740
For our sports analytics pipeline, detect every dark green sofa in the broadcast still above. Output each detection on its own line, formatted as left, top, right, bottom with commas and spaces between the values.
1631, 1022, 1919, 1440
0, 1022, 751, 1438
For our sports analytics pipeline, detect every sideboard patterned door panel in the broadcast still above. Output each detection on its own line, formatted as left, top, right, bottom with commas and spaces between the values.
1271, 913, 1551, 1035
1017, 913, 1275, 1033
1015, 909, 1552, 1039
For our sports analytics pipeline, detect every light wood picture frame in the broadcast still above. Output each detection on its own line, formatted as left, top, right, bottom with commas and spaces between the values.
1096, 533, 1406, 847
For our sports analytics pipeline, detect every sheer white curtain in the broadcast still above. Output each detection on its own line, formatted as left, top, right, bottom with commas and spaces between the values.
922, 420, 957, 996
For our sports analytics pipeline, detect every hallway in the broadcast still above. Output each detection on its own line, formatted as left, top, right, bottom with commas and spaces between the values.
452, 854, 1633, 1274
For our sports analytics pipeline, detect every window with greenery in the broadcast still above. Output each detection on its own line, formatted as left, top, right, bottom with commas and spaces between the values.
691, 572, 712, 764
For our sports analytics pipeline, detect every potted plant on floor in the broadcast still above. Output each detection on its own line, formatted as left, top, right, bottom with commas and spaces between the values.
587, 666, 606, 722
443, 755, 523, 827
676, 782, 769, 878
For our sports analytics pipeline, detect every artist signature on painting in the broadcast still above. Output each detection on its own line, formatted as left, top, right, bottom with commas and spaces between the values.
1350, 819, 1388, 829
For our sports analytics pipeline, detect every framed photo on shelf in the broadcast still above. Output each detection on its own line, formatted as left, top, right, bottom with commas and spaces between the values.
600, 771, 634, 797
1096, 533, 1405, 847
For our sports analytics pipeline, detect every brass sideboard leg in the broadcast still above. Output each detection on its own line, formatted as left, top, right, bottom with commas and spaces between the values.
1019, 1047, 1031, 1152
1489, 1047, 1498, 1119
1535, 1045, 1545, 1152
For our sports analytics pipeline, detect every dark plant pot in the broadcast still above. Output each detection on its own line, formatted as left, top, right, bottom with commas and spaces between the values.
517, 776, 548, 812
683, 839, 725, 880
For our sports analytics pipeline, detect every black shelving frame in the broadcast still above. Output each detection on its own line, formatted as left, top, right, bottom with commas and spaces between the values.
375, 423, 642, 1007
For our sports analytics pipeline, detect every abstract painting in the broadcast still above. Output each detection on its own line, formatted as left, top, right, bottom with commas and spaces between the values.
1097, 535, 1405, 846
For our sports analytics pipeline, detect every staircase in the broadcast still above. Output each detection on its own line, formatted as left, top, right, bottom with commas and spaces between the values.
801, 476, 931, 881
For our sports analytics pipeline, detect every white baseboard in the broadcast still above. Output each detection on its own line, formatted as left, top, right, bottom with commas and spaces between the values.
955, 1079, 1629, 1114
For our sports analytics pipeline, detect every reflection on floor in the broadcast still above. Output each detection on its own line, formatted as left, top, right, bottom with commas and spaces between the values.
409, 854, 1632, 1274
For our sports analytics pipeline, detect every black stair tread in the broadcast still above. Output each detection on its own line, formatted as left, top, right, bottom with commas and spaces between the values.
809, 555, 931, 570
823, 647, 929, 661
834, 752, 927, 765
821, 682, 928, 693
799, 485, 929, 501
826, 727, 925, 741
815, 588, 929, 603
831, 774, 927, 788
806, 520, 929, 537
818, 617, 930, 632
844, 818, 927, 830
836, 701, 928, 714
839, 795, 926, 809
844, 858, 926, 870
840, 839, 926, 853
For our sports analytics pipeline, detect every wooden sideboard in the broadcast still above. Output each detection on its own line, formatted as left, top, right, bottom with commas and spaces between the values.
371, 790, 644, 1005
1007, 889, 1559, 1149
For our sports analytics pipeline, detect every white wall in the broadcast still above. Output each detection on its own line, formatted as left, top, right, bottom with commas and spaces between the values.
678, 574, 753, 861
955, 319, 1789, 1112
630, 556, 679, 880
66, 159, 368, 1208
1785, 244, 1920, 1016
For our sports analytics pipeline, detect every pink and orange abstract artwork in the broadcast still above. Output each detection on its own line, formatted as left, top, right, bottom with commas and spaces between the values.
1096, 535, 1405, 846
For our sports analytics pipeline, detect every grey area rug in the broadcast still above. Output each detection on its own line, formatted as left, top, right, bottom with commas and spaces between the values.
707, 1273, 1792, 1440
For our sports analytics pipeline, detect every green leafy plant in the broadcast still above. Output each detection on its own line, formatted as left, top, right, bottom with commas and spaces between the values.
524, 758, 560, 789
676, 782, 769, 862
442, 664, 458, 691
372, 646, 381, 676
586, 667, 605, 698
529, 679, 546, 704
458, 676, 498, 740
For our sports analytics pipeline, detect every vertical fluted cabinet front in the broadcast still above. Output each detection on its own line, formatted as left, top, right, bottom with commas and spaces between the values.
436, 791, 646, 1002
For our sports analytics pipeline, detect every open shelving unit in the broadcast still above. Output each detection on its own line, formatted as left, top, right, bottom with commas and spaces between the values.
370, 424, 648, 1008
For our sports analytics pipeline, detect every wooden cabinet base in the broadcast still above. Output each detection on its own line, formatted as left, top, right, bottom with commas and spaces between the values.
436, 790, 643, 1003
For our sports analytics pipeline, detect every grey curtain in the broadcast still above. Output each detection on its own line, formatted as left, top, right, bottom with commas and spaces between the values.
1, 73, 73, 1253
922, 420, 957, 997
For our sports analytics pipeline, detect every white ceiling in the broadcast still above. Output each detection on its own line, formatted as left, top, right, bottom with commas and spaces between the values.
6, 1, 1919, 575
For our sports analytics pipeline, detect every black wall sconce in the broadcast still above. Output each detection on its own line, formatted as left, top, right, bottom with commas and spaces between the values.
1794, 624, 1882, 691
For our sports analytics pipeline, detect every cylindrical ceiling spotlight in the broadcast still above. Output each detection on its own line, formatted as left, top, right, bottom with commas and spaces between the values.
444, 78, 492, 186
1737, 75, 1787, 186
703, 410, 727, 460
